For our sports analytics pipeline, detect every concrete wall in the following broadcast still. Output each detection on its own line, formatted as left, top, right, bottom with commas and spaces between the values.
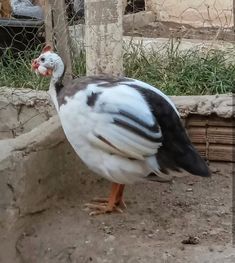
85, 0, 123, 76
0, 88, 233, 229
146, 0, 233, 27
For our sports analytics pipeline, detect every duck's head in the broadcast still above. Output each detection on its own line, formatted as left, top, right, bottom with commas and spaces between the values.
31, 44, 65, 79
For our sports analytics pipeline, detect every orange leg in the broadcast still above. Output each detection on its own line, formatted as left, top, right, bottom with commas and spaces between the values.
116, 184, 127, 209
84, 183, 126, 216
93, 184, 126, 206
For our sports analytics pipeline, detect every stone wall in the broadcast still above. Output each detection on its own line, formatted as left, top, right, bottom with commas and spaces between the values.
145, 0, 233, 27
0, 88, 233, 229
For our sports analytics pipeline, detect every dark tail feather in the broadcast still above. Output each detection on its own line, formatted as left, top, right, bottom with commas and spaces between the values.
175, 145, 211, 177
157, 144, 211, 177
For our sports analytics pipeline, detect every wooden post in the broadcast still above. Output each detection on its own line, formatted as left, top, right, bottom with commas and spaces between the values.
0, 0, 12, 18
145, 0, 153, 11
50, 0, 73, 82
233, 0, 235, 40
122, 0, 127, 14
43, 0, 53, 45
85, 0, 123, 76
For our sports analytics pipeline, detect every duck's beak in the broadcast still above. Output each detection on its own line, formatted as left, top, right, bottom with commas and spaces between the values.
31, 59, 39, 71
31, 58, 53, 77
44, 68, 53, 76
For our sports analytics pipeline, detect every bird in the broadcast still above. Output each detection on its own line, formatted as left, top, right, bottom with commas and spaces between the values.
31, 44, 210, 215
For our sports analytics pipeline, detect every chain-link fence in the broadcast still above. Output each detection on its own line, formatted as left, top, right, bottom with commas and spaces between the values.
0, 1, 234, 59
0, 1, 234, 145
0, 0, 84, 60
0, 1, 234, 64
126, 0, 235, 42
0, 0, 234, 87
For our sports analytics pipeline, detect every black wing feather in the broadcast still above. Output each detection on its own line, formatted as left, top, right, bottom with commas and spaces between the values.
127, 84, 210, 177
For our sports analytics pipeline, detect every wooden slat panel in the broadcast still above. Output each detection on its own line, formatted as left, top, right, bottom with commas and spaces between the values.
194, 144, 234, 162
186, 116, 208, 127
208, 145, 234, 162
194, 144, 207, 159
187, 127, 206, 143
186, 116, 235, 127
185, 115, 234, 162
208, 127, 235, 145
208, 119, 235, 127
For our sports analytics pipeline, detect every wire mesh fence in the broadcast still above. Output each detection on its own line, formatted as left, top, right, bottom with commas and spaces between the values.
0, 1, 234, 86
0, 1, 234, 60
0, 0, 234, 140
126, 0, 235, 42
0, 1, 234, 58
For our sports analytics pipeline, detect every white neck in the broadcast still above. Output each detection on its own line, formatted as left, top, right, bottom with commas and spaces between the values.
49, 58, 65, 112
51, 57, 65, 84
49, 82, 59, 112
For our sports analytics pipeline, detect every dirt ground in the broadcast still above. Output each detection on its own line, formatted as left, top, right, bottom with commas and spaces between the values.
124, 21, 235, 42
0, 162, 233, 263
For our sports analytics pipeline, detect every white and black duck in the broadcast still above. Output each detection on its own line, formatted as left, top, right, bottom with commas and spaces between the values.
31, 45, 210, 215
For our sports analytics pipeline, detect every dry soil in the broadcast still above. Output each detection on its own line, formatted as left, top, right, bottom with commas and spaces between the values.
0, 162, 234, 263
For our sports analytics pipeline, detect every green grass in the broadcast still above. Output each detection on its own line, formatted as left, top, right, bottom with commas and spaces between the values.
0, 43, 234, 95
124, 42, 235, 95
0, 47, 50, 90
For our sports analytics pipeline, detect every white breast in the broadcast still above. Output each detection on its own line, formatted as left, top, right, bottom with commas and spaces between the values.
57, 89, 154, 184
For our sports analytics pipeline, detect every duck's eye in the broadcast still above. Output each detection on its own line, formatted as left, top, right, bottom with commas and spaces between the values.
40, 57, 45, 62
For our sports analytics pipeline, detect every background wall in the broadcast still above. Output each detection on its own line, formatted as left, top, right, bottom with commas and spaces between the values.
145, 0, 233, 27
